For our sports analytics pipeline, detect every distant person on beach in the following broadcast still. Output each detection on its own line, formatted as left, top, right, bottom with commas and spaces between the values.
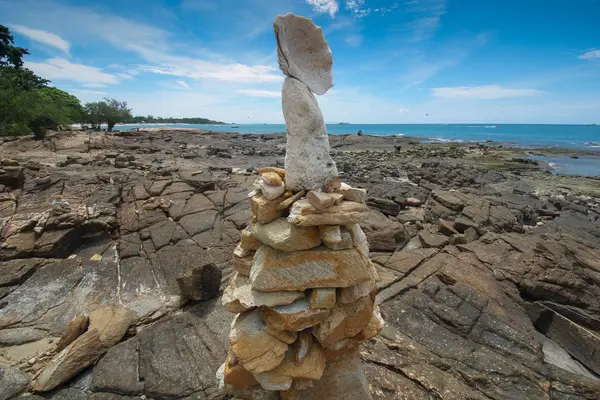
357, 129, 363, 136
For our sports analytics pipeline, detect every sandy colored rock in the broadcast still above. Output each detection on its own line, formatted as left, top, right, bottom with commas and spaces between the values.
229, 309, 289, 373
277, 190, 305, 211
262, 172, 283, 186
306, 191, 336, 210
288, 200, 369, 227
257, 167, 286, 179
319, 225, 340, 246
251, 193, 290, 224
294, 347, 371, 400
31, 329, 105, 392
347, 223, 369, 258
264, 326, 298, 344
253, 342, 327, 391
274, 13, 333, 95
233, 252, 255, 276
352, 303, 384, 343
250, 245, 371, 292
224, 352, 259, 389
240, 229, 262, 250
313, 296, 374, 348
249, 218, 321, 252
309, 288, 336, 309
56, 315, 89, 351
334, 183, 367, 203
223, 272, 305, 313
338, 279, 375, 305
263, 297, 330, 331
88, 305, 136, 349
324, 230, 353, 251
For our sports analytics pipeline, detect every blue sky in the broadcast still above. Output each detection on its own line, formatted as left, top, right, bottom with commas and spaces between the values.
1, 0, 599, 123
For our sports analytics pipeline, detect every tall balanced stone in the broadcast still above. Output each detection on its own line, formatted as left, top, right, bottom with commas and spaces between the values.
275, 13, 339, 192
218, 13, 378, 400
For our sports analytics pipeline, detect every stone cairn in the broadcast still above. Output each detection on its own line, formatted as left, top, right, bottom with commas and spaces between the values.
216, 13, 382, 400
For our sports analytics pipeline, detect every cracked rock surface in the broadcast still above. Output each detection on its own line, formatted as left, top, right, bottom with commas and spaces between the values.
0, 129, 599, 399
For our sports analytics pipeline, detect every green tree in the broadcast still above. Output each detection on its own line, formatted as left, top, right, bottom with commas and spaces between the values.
85, 98, 132, 132
0, 25, 83, 138
1, 24, 28, 68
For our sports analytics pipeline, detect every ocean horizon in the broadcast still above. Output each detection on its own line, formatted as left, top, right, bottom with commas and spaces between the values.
112, 123, 600, 151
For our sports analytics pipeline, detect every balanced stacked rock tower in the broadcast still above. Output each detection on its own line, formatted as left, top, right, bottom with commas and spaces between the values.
217, 13, 382, 400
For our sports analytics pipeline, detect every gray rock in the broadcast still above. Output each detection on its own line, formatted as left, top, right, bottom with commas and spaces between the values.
0, 367, 28, 400
176, 263, 222, 301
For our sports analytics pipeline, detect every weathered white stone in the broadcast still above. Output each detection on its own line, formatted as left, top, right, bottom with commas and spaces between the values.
281, 77, 338, 192
347, 223, 369, 258
274, 13, 333, 95
223, 272, 304, 313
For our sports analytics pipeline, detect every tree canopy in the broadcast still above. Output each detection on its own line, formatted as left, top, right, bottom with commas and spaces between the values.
84, 98, 133, 132
0, 24, 82, 138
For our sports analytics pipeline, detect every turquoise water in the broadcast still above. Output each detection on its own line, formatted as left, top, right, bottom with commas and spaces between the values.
114, 123, 600, 150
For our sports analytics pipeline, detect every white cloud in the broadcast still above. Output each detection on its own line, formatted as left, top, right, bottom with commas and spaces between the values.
82, 83, 107, 88
345, 0, 370, 17
9, 24, 70, 55
394, 0, 446, 42
306, 0, 339, 17
67, 89, 107, 95
345, 34, 363, 47
430, 85, 545, 99
237, 89, 280, 98
580, 49, 600, 60
24, 58, 118, 84
116, 72, 135, 80
176, 80, 190, 89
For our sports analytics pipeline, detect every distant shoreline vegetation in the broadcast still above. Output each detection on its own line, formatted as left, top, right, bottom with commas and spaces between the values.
123, 116, 226, 125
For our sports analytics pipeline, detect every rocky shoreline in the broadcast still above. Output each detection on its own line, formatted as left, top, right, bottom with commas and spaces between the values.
1, 129, 599, 400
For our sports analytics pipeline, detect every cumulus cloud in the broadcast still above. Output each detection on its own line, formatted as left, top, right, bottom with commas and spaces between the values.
306, 0, 339, 17
580, 49, 600, 60
345, 0, 370, 17
237, 89, 280, 98
430, 85, 545, 99
9, 24, 70, 55
24, 58, 118, 84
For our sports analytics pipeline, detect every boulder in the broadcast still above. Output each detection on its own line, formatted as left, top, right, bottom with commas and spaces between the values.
249, 218, 321, 252
250, 245, 372, 292
253, 343, 327, 391
229, 309, 289, 373
313, 296, 374, 348
176, 263, 222, 301
309, 288, 336, 309
288, 200, 368, 226
31, 329, 105, 392
263, 297, 331, 331
418, 231, 450, 248
334, 183, 367, 203
223, 272, 305, 313
56, 315, 89, 351
88, 305, 136, 349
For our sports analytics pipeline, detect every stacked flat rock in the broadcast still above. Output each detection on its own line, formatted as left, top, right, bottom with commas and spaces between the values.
217, 14, 381, 399
219, 172, 382, 399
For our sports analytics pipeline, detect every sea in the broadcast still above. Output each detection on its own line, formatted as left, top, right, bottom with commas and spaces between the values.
112, 123, 600, 177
